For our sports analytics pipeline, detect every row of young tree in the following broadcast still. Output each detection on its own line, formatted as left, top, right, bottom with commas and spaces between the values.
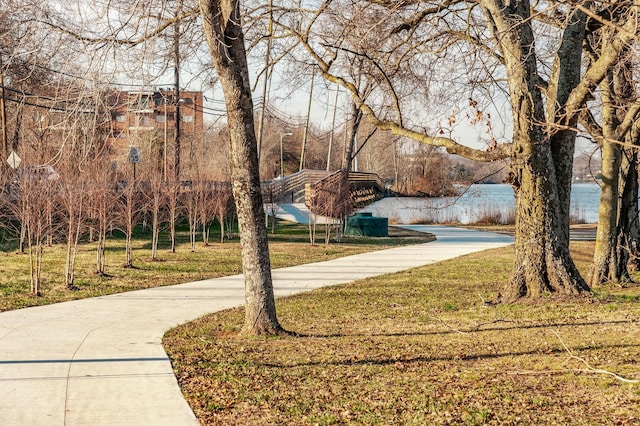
0, 160, 235, 296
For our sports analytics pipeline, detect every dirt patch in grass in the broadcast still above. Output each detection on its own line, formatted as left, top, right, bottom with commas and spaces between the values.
164, 242, 640, 425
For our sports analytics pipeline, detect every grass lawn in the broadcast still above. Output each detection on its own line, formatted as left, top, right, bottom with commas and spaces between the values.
0, 221, 433, 312
163, 241, 640, 425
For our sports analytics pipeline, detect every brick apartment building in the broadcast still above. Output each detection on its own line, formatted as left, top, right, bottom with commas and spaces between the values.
107, 89, 202, 145
105, 89, 204, 178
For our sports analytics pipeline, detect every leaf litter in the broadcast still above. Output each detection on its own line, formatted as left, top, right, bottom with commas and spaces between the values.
164, 242, 640, 425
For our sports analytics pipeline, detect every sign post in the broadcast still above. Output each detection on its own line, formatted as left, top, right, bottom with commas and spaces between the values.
6, 151, 21, 170
128, 147, 140, 182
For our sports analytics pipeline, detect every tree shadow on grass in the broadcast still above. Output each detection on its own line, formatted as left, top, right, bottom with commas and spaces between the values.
292, 319, 636, 339
260, 341, 640, 369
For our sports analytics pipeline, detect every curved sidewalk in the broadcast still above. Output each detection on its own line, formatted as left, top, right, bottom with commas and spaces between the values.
0, 226, 513, 425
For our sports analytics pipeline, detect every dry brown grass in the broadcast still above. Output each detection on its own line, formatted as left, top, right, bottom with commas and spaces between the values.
164, 241, 640, 425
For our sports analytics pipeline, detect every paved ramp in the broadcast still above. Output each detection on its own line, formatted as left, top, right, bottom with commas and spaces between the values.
271, 203, 332, 224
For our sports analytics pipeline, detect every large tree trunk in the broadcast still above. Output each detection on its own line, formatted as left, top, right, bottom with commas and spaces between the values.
485, 0, 590, 301
343, 101, 361, 173
200, 0, 285, 336
547, 8, 587, 245
589, 33, 638, 285
589, 77, 622, 285
615, 148, 639, 276
502, 144, 588, 301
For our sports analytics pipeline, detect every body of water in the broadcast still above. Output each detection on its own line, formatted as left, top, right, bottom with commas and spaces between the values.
360, 183, 601, 224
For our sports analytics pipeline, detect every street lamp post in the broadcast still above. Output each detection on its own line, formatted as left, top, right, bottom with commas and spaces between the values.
280, 132, 292, 178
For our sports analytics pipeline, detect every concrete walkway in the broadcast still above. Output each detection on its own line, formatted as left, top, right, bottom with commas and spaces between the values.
272, 202, 331, 224
0, 226, 513, 425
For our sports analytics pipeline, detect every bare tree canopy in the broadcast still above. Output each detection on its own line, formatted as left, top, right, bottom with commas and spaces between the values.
266, 0, 640, 300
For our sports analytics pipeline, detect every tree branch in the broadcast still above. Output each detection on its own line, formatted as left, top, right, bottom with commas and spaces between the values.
551, 330, 639, 384
29, 7, 199, 47
565, 2, 640, 121
388, 0, 468, 34
320, 43, 404, 127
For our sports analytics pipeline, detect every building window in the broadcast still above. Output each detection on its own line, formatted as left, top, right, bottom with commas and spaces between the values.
132, 97, 150, 110
182, 115, 193, 122
132, 114, 154, 127
115, 115, 126, 122
156, 115, 166, 123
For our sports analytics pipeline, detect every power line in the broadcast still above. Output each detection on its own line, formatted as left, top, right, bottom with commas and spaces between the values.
0, 92, 71, 113
0, 85, 229, 118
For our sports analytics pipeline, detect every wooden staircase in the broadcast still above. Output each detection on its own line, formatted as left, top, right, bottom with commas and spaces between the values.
261, 169, 386, 218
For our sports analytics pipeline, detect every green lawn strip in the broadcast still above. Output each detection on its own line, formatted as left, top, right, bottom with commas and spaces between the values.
0, 223, 431, 312
164, 242, 640, 425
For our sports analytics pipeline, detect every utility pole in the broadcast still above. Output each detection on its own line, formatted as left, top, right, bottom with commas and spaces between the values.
280, 132, 292, 177
299, 67, 315, 172
163, 93, 168, 182
173, 10, 182, 182
256, 0, 273, 164
0, 53, 8, 162
326, 87, 339, 171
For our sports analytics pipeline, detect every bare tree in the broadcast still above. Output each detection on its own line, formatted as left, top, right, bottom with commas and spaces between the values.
87, 161, 119, 276
165, 180, 182, 253
58, 170, 87, 289
13, 169, 59, 296
114, 177, 146, 268
198, 181, 220, 245
146, 169, 168, 260
200, 0, 286, 335
181, 181, 200, 252
274, 0, 640, 301
212, 182, 234, 242
310, 170, 353, 244
396, 145, 457, 197
584, 32, 640, 285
